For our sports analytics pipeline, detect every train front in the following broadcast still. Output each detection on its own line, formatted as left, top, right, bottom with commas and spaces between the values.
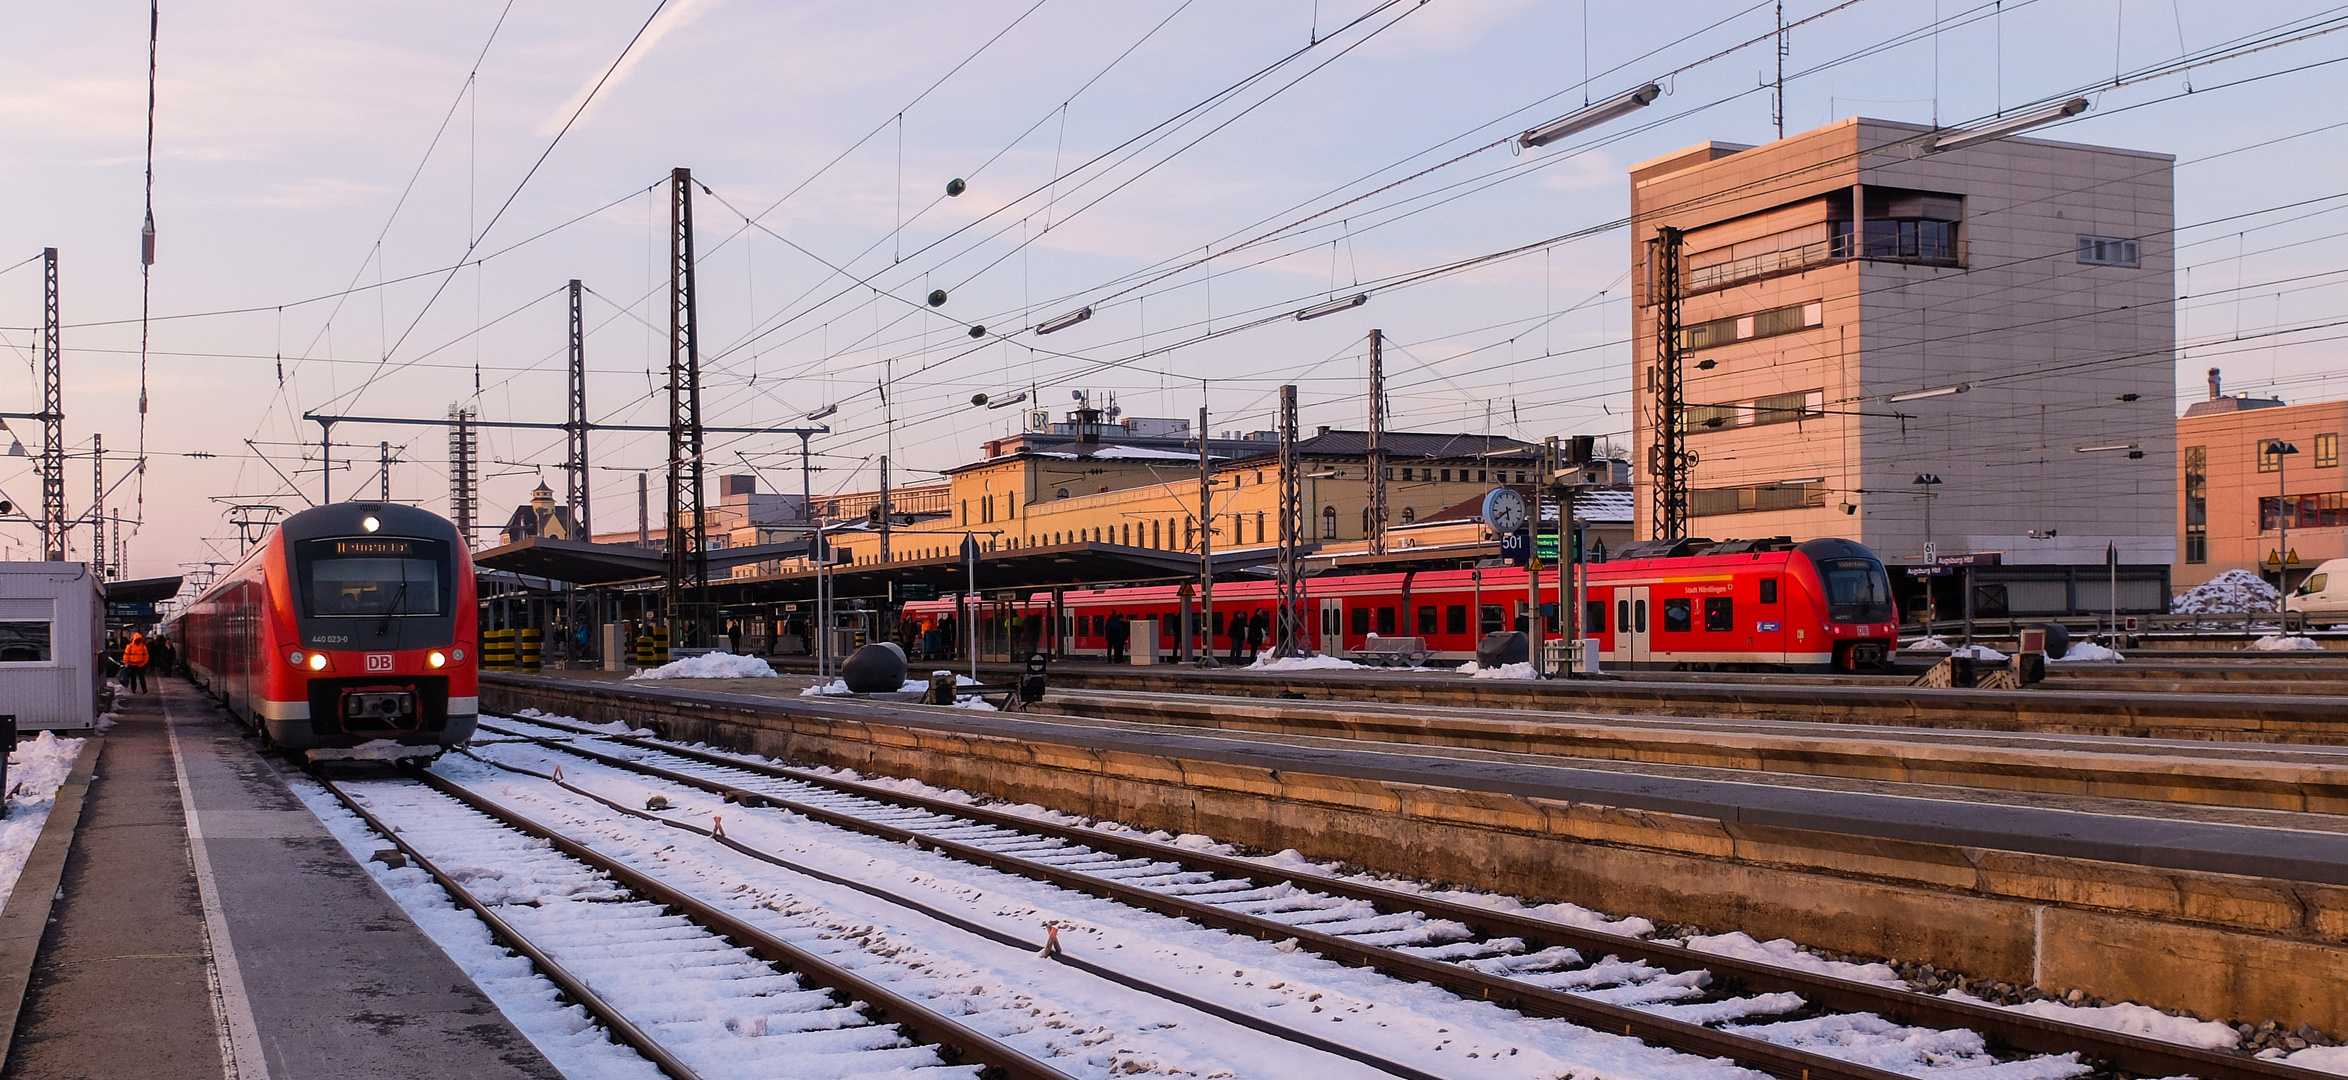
272, 502, 477, 751
1793, 537, 1900, 670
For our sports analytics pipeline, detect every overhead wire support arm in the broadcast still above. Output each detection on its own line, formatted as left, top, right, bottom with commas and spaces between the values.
299, 412, 824, 437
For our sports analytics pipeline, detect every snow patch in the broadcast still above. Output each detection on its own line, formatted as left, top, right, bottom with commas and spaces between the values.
1682, 931, 1902, 985
1460, 660, 1540, 680
1951, 644, 2008, 661
0, 733, 86, 910
1245, 653, 1366, 672
2289, 1045, 2348, 1075
2173, 569, 2281, 614
2049, 642, 2123, 663
2249, 635, 2326, 652
626, 652, 778, 680
307, 739, 439, 761
1952, 991, 2241, 1051
799, 674, 980, 696
1906, 636, 1952, 651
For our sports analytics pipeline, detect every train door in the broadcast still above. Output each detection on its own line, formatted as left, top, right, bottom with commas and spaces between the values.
1622, 585, 1652, 667
1318, 599, 1343, 656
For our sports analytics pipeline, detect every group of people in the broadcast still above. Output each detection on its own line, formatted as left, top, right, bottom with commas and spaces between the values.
108, 630, 174, 694
897, 612, 962, 661
1091, 609, 1270, 663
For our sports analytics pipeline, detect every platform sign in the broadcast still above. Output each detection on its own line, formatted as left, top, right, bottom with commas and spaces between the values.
1500, 528, 1531, 566
1536, 529, 1560, 562
1906, 565, 1952, 578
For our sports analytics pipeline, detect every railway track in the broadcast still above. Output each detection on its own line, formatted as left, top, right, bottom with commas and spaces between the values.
477, 713, 2333, 1080
316, 771, 1068, 1080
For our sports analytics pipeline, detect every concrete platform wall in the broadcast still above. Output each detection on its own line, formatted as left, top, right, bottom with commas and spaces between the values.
485, 681, 2348, 1034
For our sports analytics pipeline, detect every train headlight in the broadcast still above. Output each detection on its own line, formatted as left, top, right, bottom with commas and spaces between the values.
427, 650, 447, 669
307, 652, 328, 671
361, 515, 381, 533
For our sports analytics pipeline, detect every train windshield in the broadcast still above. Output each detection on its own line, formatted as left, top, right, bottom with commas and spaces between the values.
303, 538, 446, 617
1816, 557, 1894, 623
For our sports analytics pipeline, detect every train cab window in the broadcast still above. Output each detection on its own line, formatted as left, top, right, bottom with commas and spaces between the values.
302, 538, 447, 618
1417, 605, 1438, 635
1663, 598, 1691, 633
1759, 577, 1779, 604
1617, 599, 1630, 633
1350, 608, 1371, 635
1583, 601, 1606, 635
1480, 605, 1506, 634
1704, 596, 1734, 632
1445, 605, 1467, 634
1376, 607, 1397, 636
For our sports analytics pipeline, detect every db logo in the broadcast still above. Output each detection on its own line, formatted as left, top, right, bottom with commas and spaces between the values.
365, 653, 395, 672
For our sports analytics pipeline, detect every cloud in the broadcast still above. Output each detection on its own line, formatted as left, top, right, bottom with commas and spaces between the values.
537, 0, 722, 138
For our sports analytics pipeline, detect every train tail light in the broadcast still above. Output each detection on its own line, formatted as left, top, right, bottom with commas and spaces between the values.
427, 650, 447, 669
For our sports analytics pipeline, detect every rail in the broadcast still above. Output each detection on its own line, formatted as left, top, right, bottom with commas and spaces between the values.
484, 715, 2335, 1080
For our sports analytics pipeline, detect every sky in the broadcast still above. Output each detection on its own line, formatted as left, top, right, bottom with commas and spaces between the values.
2, 0, 2346, 578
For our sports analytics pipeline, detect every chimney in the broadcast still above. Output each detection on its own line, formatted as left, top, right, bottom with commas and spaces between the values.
1316, 425, 1332, 436
2208, 367, 2222, 401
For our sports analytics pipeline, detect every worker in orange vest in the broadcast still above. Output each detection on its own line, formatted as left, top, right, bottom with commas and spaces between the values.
121, 631, 151, 694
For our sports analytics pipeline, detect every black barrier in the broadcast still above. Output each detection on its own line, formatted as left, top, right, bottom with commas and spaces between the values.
0, 714, 14, 819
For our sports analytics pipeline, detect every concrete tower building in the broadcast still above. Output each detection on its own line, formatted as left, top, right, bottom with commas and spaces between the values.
1627, 117, 2176, 568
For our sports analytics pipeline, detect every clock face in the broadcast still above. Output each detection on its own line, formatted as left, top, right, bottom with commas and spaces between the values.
1481, 487, 1528, 535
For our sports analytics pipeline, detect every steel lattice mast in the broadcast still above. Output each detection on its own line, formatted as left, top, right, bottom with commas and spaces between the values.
566, 278, 591, 541
1649, 226, 1689, 541
41, 248, 65, 561
665, 168, 709, 641
1274, 384, 1309, 657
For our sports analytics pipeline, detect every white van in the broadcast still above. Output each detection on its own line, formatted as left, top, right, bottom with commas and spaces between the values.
2286, 559, 2348, 620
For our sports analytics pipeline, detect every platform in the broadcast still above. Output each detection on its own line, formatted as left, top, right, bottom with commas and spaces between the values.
2, 681, 558, 1080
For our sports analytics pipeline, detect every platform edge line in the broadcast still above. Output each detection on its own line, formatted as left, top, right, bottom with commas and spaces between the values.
165, 712, 271, 1080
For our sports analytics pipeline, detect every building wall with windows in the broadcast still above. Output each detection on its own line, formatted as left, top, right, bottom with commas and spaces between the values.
1628, 118, 2177, 567
2175, 395, 2348, 591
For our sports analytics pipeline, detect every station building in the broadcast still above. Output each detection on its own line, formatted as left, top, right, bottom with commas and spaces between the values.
2175, 372, 2346, 592
1627, 117, 2177, 572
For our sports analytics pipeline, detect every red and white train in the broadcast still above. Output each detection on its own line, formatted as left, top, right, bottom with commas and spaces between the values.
168, 502, 480, 754
907, 537, 1899, 671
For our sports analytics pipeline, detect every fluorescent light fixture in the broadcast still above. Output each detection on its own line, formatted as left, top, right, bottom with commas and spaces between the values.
1884, 382, 1971, 403
1519, 83, 1662, 149
1293, 293, 1368, 321
1036, 306, 1092, 335
1927, 97, 2090, 153
986, 391, 1030, 410
1778, 477, 1825, 486
805, 404, 839, 421
2075, 443, 2140, 453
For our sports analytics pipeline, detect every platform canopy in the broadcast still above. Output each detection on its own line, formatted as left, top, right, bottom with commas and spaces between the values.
471, 536, 809, 587
102, 574, 184, 606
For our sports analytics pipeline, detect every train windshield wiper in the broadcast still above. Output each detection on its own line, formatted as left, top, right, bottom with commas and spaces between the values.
376, 571, 409, 636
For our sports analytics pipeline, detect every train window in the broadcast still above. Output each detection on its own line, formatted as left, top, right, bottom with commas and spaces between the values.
1634, 599, 1648, 633
1445, 605, 1467, 634
302, 539, 446, 618
1584, 601, 1606, 635
1376, 607, 1397, 636
1663, 599, 1691, 632
1704, 597, 1734, 632
1480, 605, 1506, 634
1350, 608, 1370, 635
1417, 606, 1438, 634
0, 620, 51, 662
1617, 599, 1630, 633
1211, 612, 1225, 634
1760, 577, 1779, 604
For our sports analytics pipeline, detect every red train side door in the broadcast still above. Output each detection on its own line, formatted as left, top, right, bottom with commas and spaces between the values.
1623, 584, 1652, 666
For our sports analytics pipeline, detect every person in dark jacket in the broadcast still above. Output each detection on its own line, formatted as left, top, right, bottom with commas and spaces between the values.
149, 635, 177, 679
1247, 609, 1270, 661
1226, 613, 1247, 662
1104, 611, 1128, 664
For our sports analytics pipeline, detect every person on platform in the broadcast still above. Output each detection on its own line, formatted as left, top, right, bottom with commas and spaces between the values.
1226, 614, 1247, 662
1105, 611, 1128, 664
1247, 609, 1269, 661
149, 634, 177, 679
121, 631, 151, 693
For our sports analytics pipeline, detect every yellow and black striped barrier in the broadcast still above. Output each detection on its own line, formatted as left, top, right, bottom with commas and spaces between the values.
651, 624, 672, 664
634, 634, 657, 667
482, 628, 515, 672
517, 627, 542, 673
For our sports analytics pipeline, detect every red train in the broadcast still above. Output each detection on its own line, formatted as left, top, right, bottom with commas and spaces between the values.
908, 537, 1898, 671
168, 502, 479, 754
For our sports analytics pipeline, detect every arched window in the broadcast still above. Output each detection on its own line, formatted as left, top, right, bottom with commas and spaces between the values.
1150, 520, 1160, 548
1321, 506, 1339, 539
1122, 523, 1131, 545
1401, 506, 1416, 523
1185, 519, 1195, 549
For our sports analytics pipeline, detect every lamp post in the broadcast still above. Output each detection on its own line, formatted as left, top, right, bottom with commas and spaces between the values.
1913, 473, 1942, 624
2269, 440, 2301, 605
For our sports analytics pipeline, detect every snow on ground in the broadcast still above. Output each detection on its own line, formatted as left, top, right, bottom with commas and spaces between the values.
284, 777, 669, 1080
1461, 660, 1540, 679
0, 733, 86, 910
800, 674, 980, 696
2172, 569, 2281, 614
1248, 653, 1367, 672
2291, 1045, 2348, 1075
510, 708, 650, 736
1948, 991, 2240, 1050
446, 745, 1769, 1080
1951, 645, 2008, 661
625, 652, 778, 681
1906, 636, 1952, 651
306, 739, 439, 761
2249, 635, 2326, 651
2049, 642, 2122, 663
1681, 932, 1903, 985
